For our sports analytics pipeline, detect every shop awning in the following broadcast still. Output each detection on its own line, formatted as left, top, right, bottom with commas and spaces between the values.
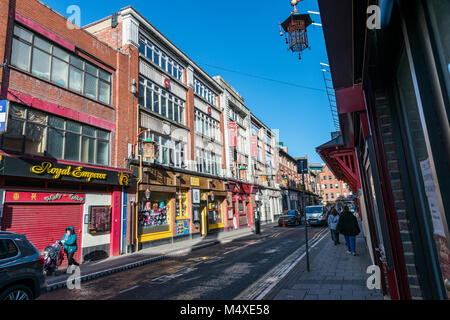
316, 135, 361, 194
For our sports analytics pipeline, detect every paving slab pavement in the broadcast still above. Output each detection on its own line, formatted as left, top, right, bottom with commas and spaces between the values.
266, 226, 384, 300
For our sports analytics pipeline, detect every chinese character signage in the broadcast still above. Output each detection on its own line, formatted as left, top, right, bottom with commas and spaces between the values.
190, 177, 200, 187
5, 192, 85, 204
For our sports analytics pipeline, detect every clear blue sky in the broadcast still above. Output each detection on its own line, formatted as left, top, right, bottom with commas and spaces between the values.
40, 0, 333, 164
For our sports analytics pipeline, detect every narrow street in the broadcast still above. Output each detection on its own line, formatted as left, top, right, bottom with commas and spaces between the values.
39, 226, 328, 300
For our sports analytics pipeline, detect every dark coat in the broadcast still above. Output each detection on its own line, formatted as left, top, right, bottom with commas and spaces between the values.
337, 212, 360, 236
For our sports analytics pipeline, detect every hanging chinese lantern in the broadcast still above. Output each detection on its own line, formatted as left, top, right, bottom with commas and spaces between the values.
280, 0, 313, 60
143, 137, 158, 160
239, 165, 247, 180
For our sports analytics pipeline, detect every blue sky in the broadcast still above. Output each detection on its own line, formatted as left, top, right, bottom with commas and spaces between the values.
40, 0, 333, 164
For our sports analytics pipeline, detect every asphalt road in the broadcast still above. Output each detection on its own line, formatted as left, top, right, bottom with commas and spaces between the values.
39, 225, 328, 300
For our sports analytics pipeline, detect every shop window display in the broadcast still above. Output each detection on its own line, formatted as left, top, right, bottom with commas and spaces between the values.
138, 193, 170, 234
208, 200, 223, 225
175, 192, 188, 218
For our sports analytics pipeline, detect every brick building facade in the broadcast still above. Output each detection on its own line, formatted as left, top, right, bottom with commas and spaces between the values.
319, 165, 353, 204
317, 0, 450, 300
0, 0, 134, 262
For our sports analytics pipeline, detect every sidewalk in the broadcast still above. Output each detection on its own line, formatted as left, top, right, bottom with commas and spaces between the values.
268, 229, 384, 300
45, 222, 277, 292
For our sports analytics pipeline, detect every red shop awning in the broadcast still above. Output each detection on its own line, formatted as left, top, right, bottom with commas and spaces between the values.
316, 135, 361, 193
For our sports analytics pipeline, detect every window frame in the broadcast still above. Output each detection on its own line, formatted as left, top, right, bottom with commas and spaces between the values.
2, 103, 110, 166
0, 239, 20, 261
139, 76, 185, 125
139, 34, 184, 81
11, 24, 112, 105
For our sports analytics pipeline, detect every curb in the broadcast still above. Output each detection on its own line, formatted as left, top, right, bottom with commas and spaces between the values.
44, 240, 220, 292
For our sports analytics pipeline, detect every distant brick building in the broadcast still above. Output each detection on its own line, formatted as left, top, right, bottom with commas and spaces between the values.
319, 165, 353, 204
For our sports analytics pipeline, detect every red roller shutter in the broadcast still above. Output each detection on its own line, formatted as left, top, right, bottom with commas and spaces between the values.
2, 204, 83, 265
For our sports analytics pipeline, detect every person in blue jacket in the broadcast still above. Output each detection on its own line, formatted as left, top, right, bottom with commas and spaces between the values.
60, 226, 80, 269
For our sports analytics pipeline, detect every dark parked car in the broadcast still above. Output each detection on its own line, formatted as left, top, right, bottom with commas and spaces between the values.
278, 210, 302, 227
0, 232, 46, 300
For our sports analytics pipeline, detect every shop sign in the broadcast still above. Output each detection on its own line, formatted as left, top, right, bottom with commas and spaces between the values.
176, 219, 189, 236
5, 192, 85, 204
1, 156, 132, 187
31, 162, 107, 182
190, 177, 200, 187
192, 189, 200, 204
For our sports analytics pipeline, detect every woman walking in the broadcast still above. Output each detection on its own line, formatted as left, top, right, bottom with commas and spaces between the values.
60, 226, 80, 271
337, 206, 360, 256
328, 209, 340, 245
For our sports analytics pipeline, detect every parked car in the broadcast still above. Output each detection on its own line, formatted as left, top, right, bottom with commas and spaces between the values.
278, 210, 302, 227
0, 232, 46, 300
305, 206, 327, 226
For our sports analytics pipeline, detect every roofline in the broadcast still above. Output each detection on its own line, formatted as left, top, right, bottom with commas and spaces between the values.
279, 148, 298, 164
213, 76, 248, 110
120, 6, 223, 94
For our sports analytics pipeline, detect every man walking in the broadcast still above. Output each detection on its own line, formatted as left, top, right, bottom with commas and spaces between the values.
328, 209, 340, 245
337, 206, 360, 256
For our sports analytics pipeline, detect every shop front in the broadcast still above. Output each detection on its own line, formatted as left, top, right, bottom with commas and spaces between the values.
226, 180, 257, 230
190, 176, 227, 236
289, 191, 299, 211
134, 164, 228, 248
0, 155, 133, 263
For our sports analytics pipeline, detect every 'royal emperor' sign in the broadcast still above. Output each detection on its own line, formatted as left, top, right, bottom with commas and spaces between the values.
31, 162, 107, 182
0, 156, 132, 187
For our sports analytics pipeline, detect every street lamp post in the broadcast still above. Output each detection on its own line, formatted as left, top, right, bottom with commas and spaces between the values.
131, 129, 154, 252
302, 168, 310, 272
297, 158, 310, 272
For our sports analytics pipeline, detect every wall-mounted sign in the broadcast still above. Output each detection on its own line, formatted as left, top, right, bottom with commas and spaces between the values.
30, 161, 107, 182
88, 206, 112, 234
228, 122, 238, 147
250, 136, 258, 157
164, 78, 171, 89
176, 219, 190, 236
5, 192, 85, 204
190, 177, 200, 187
207, 107, 212, 115
0, 100, 7, 133
0, 156, 132, 187
192, 189, 200, 204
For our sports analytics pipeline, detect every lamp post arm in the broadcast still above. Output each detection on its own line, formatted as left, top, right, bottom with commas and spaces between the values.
132, 129, 151, 158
